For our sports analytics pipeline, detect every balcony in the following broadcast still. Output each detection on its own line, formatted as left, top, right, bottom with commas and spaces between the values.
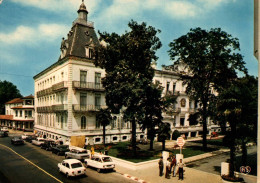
72, 104, 106, 113
53, 104, 68, 111
36, 104, 68, 113
37, 106, 53, 113
72, 81, 105, 91
37, 87, 53, 97
52, 81, 68, 91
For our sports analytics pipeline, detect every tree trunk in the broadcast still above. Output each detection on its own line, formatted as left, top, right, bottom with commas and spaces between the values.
131, 119, 137, 157
202, 102, 208, 151
162, 140, 165, 151
241, 138, 247, 166
103, 125, 106, 147
229, 120, 236, 177
149, 138, 154, 151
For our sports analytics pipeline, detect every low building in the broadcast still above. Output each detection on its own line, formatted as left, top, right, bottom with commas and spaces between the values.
0, 95, 34, 131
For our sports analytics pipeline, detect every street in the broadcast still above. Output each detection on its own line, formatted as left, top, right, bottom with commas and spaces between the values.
0, 134, 136, 183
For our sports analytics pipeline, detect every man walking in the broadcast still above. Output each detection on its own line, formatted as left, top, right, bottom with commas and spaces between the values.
158, 156, 164, 176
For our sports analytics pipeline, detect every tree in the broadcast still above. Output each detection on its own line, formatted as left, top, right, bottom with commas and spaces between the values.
95, 20, 162, 156
168, 27, 247, 150
139, 83, 164, 151
96, 108, 113, 147
157, 123, 171, 150
217, 75, 257, 178
0, 80, 22, 114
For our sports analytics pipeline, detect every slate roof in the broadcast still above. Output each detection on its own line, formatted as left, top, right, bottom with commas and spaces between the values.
34, 1, 100, 79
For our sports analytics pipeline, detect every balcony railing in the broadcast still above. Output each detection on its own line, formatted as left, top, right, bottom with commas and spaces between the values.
53, 104, 68, 111
72, 104, 106, 112
72, 81, 104, 91
37, 104, 68, 113
52, 81, 68, 91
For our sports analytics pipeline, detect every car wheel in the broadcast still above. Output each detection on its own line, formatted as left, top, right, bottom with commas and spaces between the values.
85, 162, 88, 167
58, 168, 61, 173
66, 173, 69, 178
65, 155, 68, 159
97, 168, 101, 173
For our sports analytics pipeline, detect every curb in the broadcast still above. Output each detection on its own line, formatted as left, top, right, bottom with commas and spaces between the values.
123, 174, 147, 183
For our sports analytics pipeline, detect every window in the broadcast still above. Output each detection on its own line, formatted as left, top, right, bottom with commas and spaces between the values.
166, 82, 170, 92
173, 83, 176, 93
80, 71, 87, 87
81, 116, 86, 129
180, 118, 185, 126
95, 73, 101, 89
112, 136, 118, 141
122, 136, 127, 140
20, 110, 22, 117
80, 93, 87, 107
95, 138, 101, 143
96, 118, 100, 129
95, 94, 101, 110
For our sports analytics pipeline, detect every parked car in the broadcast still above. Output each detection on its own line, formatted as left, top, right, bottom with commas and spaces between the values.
32, 138, 46, 146
1, 127, 9, 132
0, 131, 8, 137
84, 154, 115, 173
25, 135, 37, 143
40, 139, 56, 151
11, 136, 24, 145
21, 133, 31, 140
65, 148, 90, 162
58, 159, 86, 178
52, 145, 70, 156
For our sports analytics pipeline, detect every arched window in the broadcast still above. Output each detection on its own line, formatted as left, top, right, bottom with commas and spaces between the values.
81, 116, 86, 129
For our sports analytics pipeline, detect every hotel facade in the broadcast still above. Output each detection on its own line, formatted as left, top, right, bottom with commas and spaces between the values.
33, 1, 218, 144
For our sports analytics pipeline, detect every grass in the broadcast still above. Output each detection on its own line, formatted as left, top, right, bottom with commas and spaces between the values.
86, 142, 220, 163
191, 138, 228, 147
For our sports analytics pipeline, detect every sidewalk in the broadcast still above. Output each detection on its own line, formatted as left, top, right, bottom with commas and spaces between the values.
115, 161, 223, 183
113, 138, 228, 183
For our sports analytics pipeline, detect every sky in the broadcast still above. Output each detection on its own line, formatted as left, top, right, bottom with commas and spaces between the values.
0, 0, 257, 96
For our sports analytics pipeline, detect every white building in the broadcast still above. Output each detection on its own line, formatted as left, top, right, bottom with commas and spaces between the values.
33, 1, 144, 144
34, 1, 218, 144
0, 95, 34, 131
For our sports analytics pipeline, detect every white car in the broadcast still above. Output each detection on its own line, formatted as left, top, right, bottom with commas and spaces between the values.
31, 138, 46, 146
84, 154, 115, 173
1, 127, 9, 132
21, 133, 30, 140
58, 159, 86, 178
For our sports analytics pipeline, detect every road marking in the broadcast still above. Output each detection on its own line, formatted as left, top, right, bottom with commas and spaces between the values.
0, 144, 63, 183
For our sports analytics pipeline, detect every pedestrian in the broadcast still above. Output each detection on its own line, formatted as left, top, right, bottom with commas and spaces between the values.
177, 159, 185, 180
171, 155, 177, 177
158, 156, 164, 176
165, 158, 171, 179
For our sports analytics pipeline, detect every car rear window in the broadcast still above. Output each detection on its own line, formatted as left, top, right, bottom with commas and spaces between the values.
102, 157, 112, 162
71, 163, 82, 169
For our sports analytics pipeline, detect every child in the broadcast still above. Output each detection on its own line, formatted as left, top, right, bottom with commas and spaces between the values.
177, 159, 185, 180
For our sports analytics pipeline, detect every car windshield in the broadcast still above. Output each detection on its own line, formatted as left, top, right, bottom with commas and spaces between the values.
71, 163, 82, 169
102, 157, 112, 162
78, 151, 87, 154
59, 145, 68, 149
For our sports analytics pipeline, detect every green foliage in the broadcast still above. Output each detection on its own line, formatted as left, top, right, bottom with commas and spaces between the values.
168, 27, 247, 151
172, 130, 180, 140
0, 80, 22, 114
95, 20, 162, 155
157, 123, 171, 142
